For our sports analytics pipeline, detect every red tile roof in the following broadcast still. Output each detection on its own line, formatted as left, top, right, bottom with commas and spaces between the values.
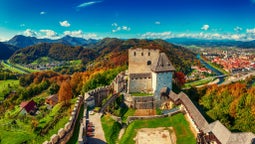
20, 100, 37, 113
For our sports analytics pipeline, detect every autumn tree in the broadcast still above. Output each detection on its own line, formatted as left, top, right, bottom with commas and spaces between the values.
174, 72, 186, 87
58, 80, 73, 105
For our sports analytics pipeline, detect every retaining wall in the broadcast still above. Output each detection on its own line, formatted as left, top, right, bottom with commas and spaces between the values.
125, 95, 160, 109
85, 71, 126, 107
126, 109, 181, 125
78, 102, 87, 144
42, 95, 83, 144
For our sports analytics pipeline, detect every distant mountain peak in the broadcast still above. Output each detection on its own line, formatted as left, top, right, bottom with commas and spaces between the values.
6, 35, 98, 48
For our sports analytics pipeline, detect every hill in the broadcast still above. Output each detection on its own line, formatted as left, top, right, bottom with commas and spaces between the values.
10, 38, 198, 74
0, 42, 18, 59
6, 35, 98, 48
86, 38, 198, 73
10, 43, 97, 65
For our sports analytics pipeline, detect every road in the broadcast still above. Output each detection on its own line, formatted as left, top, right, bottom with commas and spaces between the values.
86, 113, 107, 144
220, 71, 255, 86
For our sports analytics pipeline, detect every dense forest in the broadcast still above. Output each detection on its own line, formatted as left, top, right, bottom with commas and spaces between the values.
0, 42, 18, 59
194, 77, 255, 133
9, 43, 97, 65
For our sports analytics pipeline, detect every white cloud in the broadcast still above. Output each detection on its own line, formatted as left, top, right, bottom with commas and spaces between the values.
201, 24, 210, 31
23, 29, 38, 37
59, 20, 71, 27
122, 26, 131, 31
141, 32, 172, 39
155, 21, 161, 25
112, 22, 118, 27
20, 24, 25, 27
64, 30, 83, 37
83, 33, 100, 39
40, 29, 58, 38
234, 26, 242, 32
246, 28, 255, 34
63, 30, 100, 39
112, 24, 131, 33
77, 1, 101, 8
40, 11, 46, 15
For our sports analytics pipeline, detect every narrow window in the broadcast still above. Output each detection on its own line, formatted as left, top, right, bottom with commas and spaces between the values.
141, 52, 144, 56
148, 52, 150, 56
134, 52, 136, 56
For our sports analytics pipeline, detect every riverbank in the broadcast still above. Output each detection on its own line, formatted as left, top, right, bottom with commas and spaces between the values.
183, 77, 216, 89
200, 57, 228, 75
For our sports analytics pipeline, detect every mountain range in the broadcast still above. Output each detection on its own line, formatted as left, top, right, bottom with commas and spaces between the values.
5, 35, 98, 48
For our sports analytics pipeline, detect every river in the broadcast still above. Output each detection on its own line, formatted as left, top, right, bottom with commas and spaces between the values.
197, 55, 225, 84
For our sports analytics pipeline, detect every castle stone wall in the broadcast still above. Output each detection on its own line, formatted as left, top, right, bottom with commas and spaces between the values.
129, 77, 152, 93
43, 95, 84, 144
128, 48, 160, 74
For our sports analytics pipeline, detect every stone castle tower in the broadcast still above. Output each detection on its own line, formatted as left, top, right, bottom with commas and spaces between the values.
128, 48, 175, 99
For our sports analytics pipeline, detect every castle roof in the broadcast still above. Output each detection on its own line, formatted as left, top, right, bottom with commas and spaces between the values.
205, 121, 255, 144
151, 53, 175, 73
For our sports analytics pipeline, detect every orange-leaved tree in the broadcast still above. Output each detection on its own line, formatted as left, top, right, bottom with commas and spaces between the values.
174, 71, 186, 87
58, 80, 73, 105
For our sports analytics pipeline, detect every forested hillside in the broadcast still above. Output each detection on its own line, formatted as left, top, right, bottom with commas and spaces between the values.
196, 77, 255, 133
0, 42, 18, 59
10, 38, 198, 74
10, 43, 97, 65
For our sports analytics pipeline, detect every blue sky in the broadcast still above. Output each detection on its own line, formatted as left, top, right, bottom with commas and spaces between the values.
1, 0, 255, 41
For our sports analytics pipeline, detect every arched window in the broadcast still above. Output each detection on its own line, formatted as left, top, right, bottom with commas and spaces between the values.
134, 52, 136, 56
147, 60, 151, 65
141, 52, 144, 56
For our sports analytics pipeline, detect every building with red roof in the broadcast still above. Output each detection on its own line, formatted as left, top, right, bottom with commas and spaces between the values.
20, 100, 37, 115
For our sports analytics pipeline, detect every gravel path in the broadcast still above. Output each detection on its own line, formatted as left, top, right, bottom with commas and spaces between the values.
86, 113, 106, 144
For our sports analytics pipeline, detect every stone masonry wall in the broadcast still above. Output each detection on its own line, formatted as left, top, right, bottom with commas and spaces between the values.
129, 77, 152, 93
85, 71, 126, 107
42, 95, 83, 144
128, 48, 160, 74
126, 108, 181, 125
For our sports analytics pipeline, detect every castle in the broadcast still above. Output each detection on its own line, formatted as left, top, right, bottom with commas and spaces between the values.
83, 47, 255, 144
127, 48, 175, 99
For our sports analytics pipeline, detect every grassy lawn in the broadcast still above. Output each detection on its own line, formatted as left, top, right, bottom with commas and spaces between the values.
119, 113, 196, 144
1, 61, 27, 74
130, 92, 153, 97
0, 128, 35, 144
31, 57, 55, 65
122, 108, 136, 123
0, 80, 19, 101
101, 114, 122, 144
184, 77, 216, 88
0, 98, 76, 144
7, 60, 37, 73
69, 60, 82, 65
